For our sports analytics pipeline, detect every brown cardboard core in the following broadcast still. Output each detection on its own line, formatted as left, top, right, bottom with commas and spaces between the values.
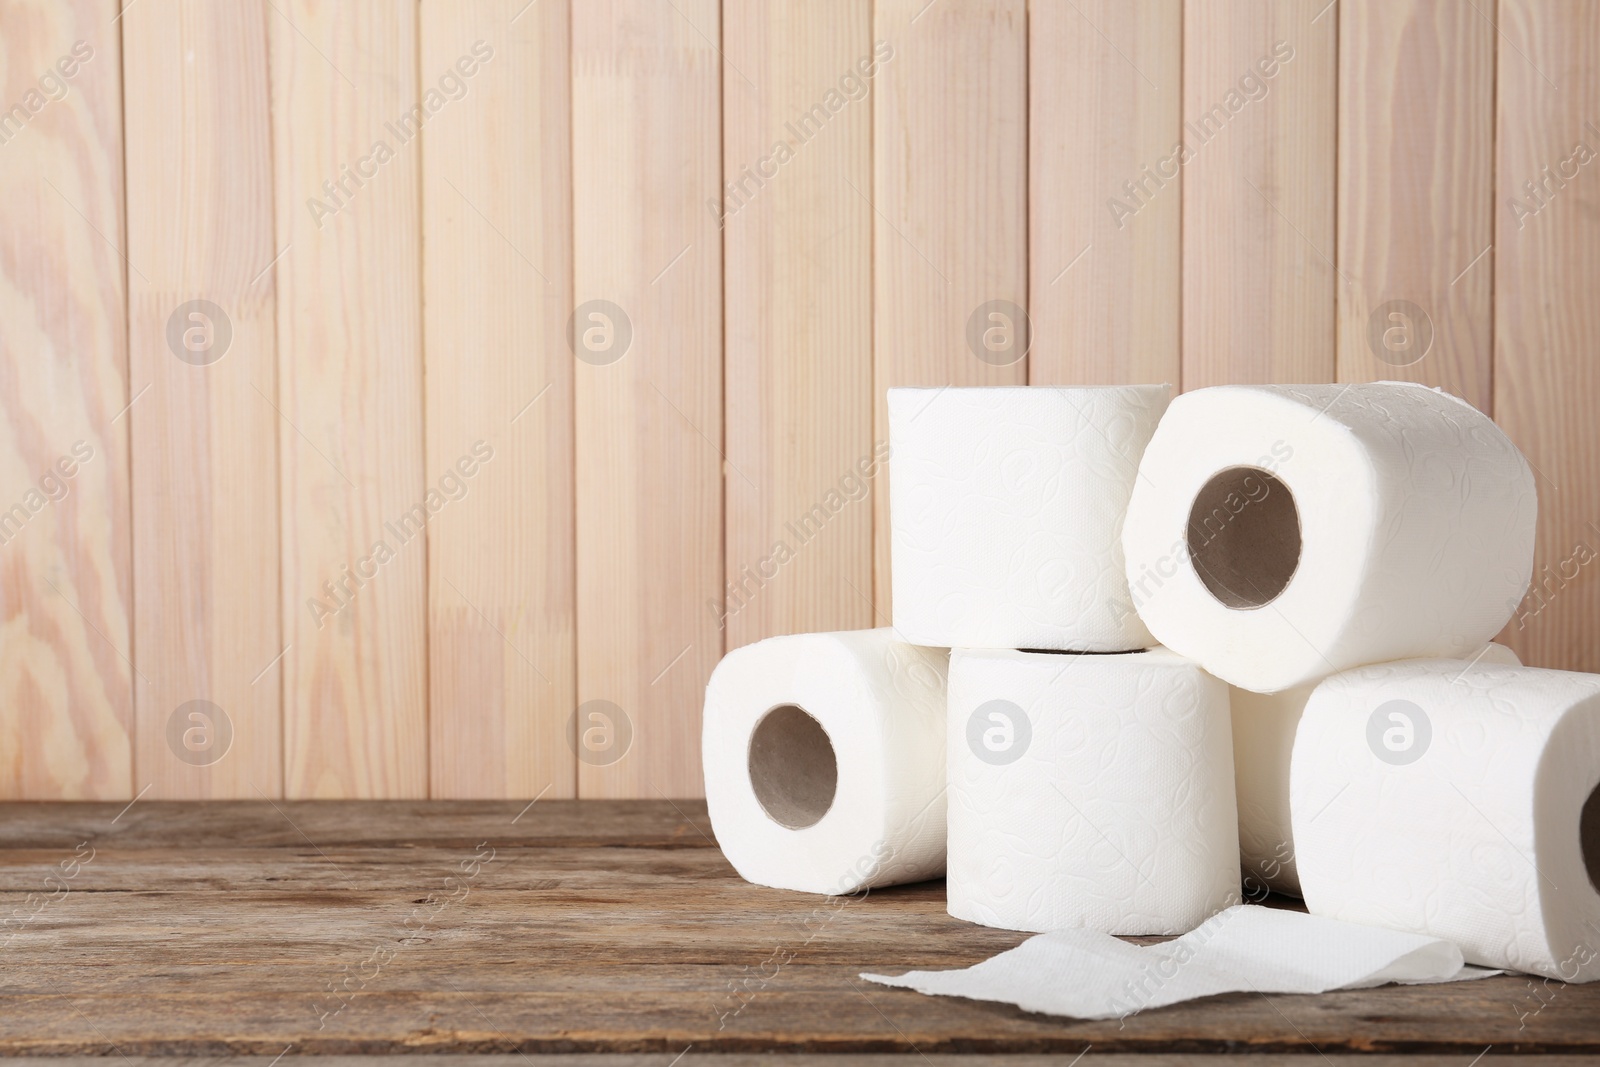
748, 704, 838, 830
1018, 648, 1146, 656
1583, 781, 1600, 895
1186, 466, 1301, 609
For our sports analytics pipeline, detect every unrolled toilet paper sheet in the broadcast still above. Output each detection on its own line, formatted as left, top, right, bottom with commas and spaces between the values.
863, 906, 1495, 1020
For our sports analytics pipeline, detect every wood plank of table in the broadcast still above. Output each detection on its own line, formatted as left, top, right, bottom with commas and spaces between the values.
6, 981, 1595, 1055
0, 798, 717, 849
0, 1062, 1587, 1067
0, 802, 1597, 1054
0, 0, 131, 799
123, 0, 282, 798
1028, 0, 1181, 387
871, 0, 1028, 612
420, 0, 576, 800
1336, 0, 1495, 410
722, 0, 876, 651
270, 0, 428, 797
572, 0, 723, 798
1493, 0, 1600, 673
1182, 0, 1338, 387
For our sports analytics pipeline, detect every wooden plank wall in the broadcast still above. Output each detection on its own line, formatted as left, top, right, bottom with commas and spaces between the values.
1029, 0, 1182, 387
573, 0, 722, 799
1336, 0, 1495, 410
125, 0, 282, 799
1183, 0, 1337, 386
0, 0, 130, 799
1494, 0, 1600, 673
0, 0, 1594, 798
723, 1, 875, 650
871, 0, 1029, 610
420, 0, 575, 801
271, 1, 428, 798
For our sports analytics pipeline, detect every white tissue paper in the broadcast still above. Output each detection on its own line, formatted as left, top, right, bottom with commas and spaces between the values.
1122, 382, 1536, 693
1234, 643, 1521, 898
703, 629, 948, 895
1293, 658, 1600, 980
889, 385, 1170, 652
947, 647, 1238, 934
863, 905, 1487, 1019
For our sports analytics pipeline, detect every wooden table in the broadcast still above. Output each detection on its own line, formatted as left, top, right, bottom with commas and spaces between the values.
1, 800, 1597, 1063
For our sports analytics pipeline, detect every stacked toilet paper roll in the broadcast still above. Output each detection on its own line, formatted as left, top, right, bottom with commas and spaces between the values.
702, 629, 948, 895
1233, 643, 1521, 898
889, 385, 1169, 652
1123, 383, 1536, 693
698, 375, 1600, 1000
947, 647, 1238, 934
1291, 658, 1600, 980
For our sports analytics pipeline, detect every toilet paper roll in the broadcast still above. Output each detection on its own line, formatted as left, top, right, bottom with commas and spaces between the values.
1234, 643, 1520, 898
1122, 382, 1536, 693
889, 385, 1169, 652
703, 629, 948, 895
947, 647, 1238, 934
1292, 658, 1600, 980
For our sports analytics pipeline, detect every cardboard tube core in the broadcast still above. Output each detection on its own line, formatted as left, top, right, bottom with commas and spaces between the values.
1187, 466, 1301, 609
1583, 780, 1600, 895
749, 704, 838, 829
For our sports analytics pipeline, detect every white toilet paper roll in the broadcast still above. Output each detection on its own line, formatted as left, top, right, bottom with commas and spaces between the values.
1292, 658, 1600, 980
1122, 382, 1536, 692
1234, 643, 1520, 899
889, 385, 1169, 652
947, 647, 1238, 934
702, 629, 948, 895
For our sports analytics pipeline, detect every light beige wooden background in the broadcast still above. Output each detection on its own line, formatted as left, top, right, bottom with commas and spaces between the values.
0, 0, 1594, 800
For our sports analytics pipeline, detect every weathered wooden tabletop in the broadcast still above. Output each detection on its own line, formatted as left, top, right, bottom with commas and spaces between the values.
0, 799, 1597, 1061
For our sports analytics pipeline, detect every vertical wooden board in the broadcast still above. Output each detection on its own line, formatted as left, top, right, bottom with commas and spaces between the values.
1336, 0, 1495, 410
1181, 0, 1337, 388
722, 1, 875, 651
1494, 0, 1600, 672
0, 0, 131, 799
271, 1, 427, 797
421, 0, 575, 799
124, 0, 281, 798
871, 0, 1028, 612
1028, 0, 1181, 386
573, 0, 722, 797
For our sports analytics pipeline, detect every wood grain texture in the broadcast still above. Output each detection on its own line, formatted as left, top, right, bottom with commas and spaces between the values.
573, 0, 722, 797
124, 0, 281, 798
421, 1, 575, 800
722, 1, 876, 651
1182, 0, 1338, 387
1336, 0, 1495, 410
1028, 0, 1181, 386
0, 800, 1598, 1054
871, 0, 1028, 612
271, 1, 427, 798
0, 1061, 1586, 1067
0, 0, 131, 799
1493, 0, 1600, 672
11, 0, 1600, 791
